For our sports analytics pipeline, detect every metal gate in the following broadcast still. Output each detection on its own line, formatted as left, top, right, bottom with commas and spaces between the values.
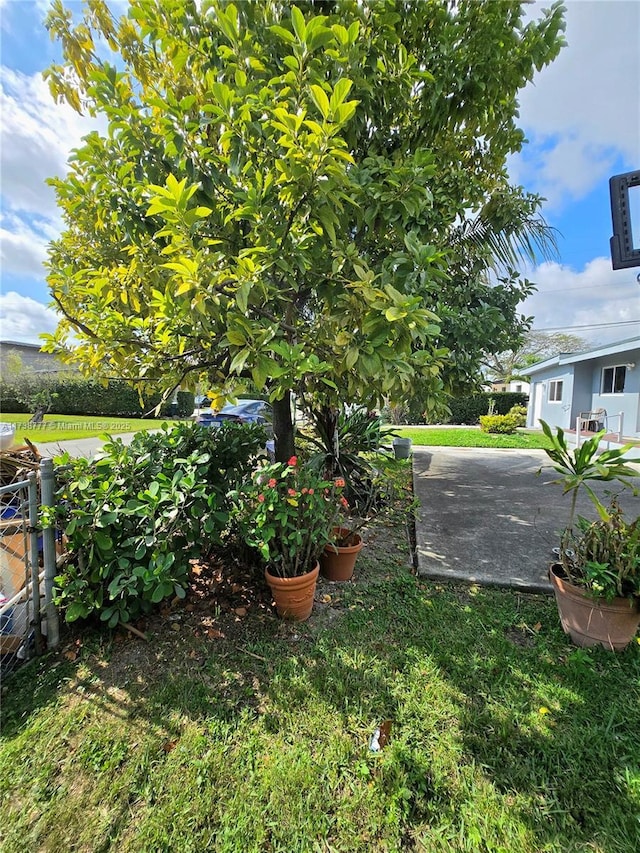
1, 458, 60, 677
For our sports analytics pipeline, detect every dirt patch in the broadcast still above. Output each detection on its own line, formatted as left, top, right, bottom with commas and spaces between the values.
47, 520, 412, 693
503, 625, 538, 648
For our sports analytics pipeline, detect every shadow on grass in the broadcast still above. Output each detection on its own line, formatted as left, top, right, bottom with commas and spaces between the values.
2, 522, 639, 852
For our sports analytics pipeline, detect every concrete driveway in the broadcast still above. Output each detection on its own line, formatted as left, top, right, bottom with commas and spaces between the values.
412, 446, 639, 593
32, 433, 138, 459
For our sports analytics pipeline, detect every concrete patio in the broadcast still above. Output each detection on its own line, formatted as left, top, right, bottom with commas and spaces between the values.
412, 446, 640, 593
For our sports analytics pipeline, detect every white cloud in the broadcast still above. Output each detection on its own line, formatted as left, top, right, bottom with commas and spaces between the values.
0, 211, 55, 276
514, 1, 640, 209
0, 224, 47, 277
523, 257, 640, 346
0, 67, 98, 217
0, 65, 102, 281
0, 291, 59, 343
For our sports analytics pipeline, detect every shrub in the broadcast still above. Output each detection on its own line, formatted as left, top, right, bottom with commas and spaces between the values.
53, 421, 265, 627
479, 406, 527, 434
480, 414, 516, 434
447, 392, 528, 425
508, 404, 528, 427
302, 408, 397, 512
0, 376, 195, 418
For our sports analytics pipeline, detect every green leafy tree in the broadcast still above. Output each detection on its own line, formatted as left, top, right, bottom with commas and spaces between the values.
1, 352, 62, 422
485, 331, 592, 383
43, 0, 566, 459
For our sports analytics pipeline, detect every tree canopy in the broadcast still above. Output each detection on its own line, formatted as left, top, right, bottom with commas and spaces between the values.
484, 331, 593, 383
43, 0, 566, 457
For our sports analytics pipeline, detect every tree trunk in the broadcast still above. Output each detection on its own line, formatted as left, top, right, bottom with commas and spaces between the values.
29, 407, 46, 425
272, 392, 295, 463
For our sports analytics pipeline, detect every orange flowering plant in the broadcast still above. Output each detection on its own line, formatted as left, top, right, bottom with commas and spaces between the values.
231, 456, 345, 578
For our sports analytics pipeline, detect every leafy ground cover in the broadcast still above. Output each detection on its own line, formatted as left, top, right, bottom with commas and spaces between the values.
396, 426, 553, 450
1, 519, 638, 852
2, 414, 166, 444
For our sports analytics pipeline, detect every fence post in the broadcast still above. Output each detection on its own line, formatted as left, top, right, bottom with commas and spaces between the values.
40, 458, 60, 650
27, 471, 43, 655
618, 412, 624, 443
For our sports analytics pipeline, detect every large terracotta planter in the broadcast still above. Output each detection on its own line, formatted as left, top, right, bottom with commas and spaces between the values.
549, 563, 640, 651
320, 528, 363, 582
265, 562, 319, 621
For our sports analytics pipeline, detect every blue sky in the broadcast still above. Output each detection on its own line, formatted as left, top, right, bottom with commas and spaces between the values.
1, 0, 639, 348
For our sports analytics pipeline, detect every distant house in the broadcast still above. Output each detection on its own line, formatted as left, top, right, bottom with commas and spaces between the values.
488, 379, 530, 395
0, 341, 65, 376
526, 336, 640, 439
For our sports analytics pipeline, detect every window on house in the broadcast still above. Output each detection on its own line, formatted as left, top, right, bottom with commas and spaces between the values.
548, 380, 563, 402
601, 365, 627, 394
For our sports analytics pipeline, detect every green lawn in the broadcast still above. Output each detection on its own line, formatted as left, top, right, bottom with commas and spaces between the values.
2, 521, 638, 852
1, 413, 169, 445
1, 416, 553, 450
395, 426, 553, 449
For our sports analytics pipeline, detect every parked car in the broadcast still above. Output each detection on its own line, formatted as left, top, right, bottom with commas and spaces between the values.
196, 399, 272, 432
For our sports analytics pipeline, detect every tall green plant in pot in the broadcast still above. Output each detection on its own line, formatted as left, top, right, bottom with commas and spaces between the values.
230, 456, 345, 620
540, 421, 640, 650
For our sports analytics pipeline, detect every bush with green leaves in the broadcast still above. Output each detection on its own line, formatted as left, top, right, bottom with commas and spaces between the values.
563, 499, 640, 601
479, 404, 528, 434
54, 421, 265, 626
0, 376, 195, 418
302, 408, 397, 511
447, 392, 528, 425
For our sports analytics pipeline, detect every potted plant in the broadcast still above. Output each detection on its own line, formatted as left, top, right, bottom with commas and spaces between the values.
320, 477, 378, 581
540, 421, 640, 650
320, 479, 366, 581
231, 455, 344, 620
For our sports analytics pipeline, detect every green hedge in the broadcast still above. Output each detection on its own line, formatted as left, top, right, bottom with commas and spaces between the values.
0, 378, 194, 418
54, 421, 266, 627
447, 392, 528, 425
0, 388, 28, 412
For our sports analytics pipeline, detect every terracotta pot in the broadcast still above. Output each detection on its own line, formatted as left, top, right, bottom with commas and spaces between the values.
549, 563, 640, 651
320, 528, 363, 582
265, 562, 319, 621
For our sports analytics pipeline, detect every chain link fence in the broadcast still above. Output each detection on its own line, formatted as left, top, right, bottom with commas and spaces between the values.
1, 457, 60, 679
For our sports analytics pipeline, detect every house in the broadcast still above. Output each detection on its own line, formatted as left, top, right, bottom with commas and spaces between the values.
488, 379, 530, 395
526, 336, 640, 439
0, 341, 66, 377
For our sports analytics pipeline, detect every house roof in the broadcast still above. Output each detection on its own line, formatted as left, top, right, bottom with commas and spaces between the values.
527, 336, 640, 375
0, 340, 45, 350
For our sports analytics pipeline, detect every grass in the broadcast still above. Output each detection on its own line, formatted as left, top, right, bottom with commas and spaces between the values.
1, 413, 167, 444
395, 426, 553, 450
1, 414, 551, 450
1, 521, 639, 852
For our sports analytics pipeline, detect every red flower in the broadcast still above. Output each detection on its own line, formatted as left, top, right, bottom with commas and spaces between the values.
267, 478, 277, 488
301, 487, 308, 494
287, 455, 298, 467
288, 488, 297, 497
340, 496, 349, 508
334, 477, 346, 488
308, 488, 314, 495
257, 494, 265, 503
